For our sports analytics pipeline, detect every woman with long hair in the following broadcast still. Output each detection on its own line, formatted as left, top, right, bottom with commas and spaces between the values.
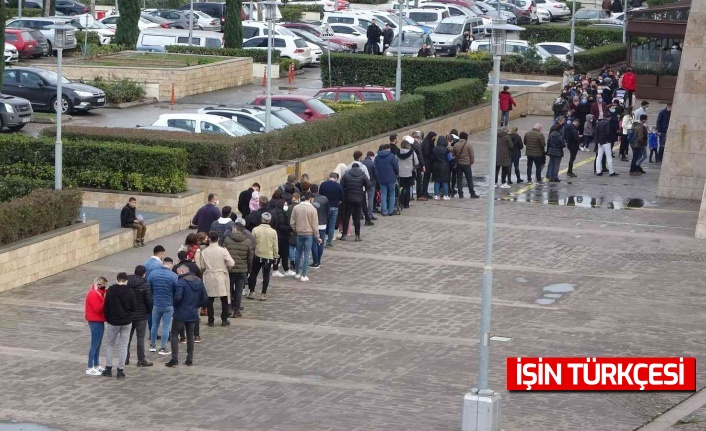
84, 276, 108, 376
421, 132, 437, 198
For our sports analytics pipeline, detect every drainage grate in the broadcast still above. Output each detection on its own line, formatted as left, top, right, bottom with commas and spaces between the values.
619, 253, 706, 263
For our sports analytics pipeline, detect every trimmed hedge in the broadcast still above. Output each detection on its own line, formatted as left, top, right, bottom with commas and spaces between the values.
165, 45, 280, 63
573, 43, 626, 72
0, 175, 52, 202
413, 78, 486, 118
0, 188, 83, 247
321, 100, 369, 112
0, 135, 188, 193
520, 27, 622, 50
50, 95, 425, 178
86, 76, 146, 103
321, 53, 492, 92
280, 4, 324, 21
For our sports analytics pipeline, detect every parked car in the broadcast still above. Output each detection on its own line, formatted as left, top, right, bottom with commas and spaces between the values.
476, 1, 523, 24
533, 0, 570, 20
144, 9, 199, 29
2, 67, 106, 114
55, 0, 89, 15
23, 0, 43, 9
404, 8, 450, 30
242, 35, 312, 65
186, 2, 228, 29
431, 16, 483, 56
0, 93, 33, 131
400, 15, 434, 34
6, 17, 78, 51
289, 28, 351, 53
535, 42, 584, 62
242, 21, 298, 39
286, 0, 349, 12
420, 2, 476, 19
327, 23, 372, 52
500, 0, 538, 24
198, 106, 289, 131
191, 11, 221, 31
251, 95, 335, 121
136, 125, 192, 133
136, 28, 223, 52
536, 7, 552, 23
471, 39, 530, 55
242, 104, 306, 125
151, 113, 252, 136
315, 86, 396, 102
281, 22, 358, 51
68, 15, 115, 45
27, 29, 50, 57
5, 29, 37, 58
139, 12, 177, 28
99, 15, 161, 31
383, 32, 434, 57
4, 44, 19, 64
573, 8, 610, 22
240, 1, 283, 21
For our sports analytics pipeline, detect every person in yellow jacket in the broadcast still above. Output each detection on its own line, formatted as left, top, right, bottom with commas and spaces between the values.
247, 212, 279, 301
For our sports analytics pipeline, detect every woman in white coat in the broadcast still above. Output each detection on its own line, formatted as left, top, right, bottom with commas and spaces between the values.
199, 231, 235, 327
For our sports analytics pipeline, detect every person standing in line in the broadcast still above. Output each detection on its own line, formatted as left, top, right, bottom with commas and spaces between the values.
125, 265, 153, 367
656, 102, 672, 164
245, 196, 269, 232
633, 100, 649, 121
621, 67, 637, 108
565, 119, 581, 178
382, 23, 394, 52
630, 114, 649, 175
508, 127, 524, 184
120, 197, 146, 248
582, 113, 595, 152
546, 124, 566, 183
147, 257, 177, 355
411, 132, 427, 201
595, 116, 619, 177
309, 184, 330, 268
209, 206, 235, 246
224, 221, 253, 317
84, 276, 108, 376
421, 132, 437, 199
319, 172, 344, 248
237, 183, 260, 217
495, 126, 514, 188
374, 143, 399, 216
191, 194, 220, 234
340, 161, 371, 241
286, 193, 300, 270
290, 192, 321, 282
499, 86, 516, 127
173, 250, 201, 278
453, 131, 479, 198
524, 123, 546, 184
200, 231, 235, 326
431, 135, 452, 199
447, 130, 459, 197
143, 245, 166, 277
620, 107, 634, 161
247, 212, 278, 301
397, 136, 419, 209
270, 199, 292, 277
102, 272, 135, 379
361, 152, 378, 219
165, 266, 209, 368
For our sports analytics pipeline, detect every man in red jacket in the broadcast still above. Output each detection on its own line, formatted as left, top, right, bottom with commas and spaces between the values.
622, 67, 637, 108
499, 86, 516, 127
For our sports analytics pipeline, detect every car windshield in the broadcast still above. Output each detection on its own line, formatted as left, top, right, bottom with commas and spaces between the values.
306, 98, 335, 115
434, 22, 462, 34
401, 16, 422, 26
250, 111, 288, 129
272, 109, 305, 124
296, 30, 323, 43
576, 10, 597, 18
390, 33, 424, 47
409, 12, 440, 22
36, 69, 71, 85
219, 119, 251, 135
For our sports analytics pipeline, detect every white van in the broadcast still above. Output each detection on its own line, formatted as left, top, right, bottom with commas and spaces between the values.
430, 16, 484, 56
136, 28, 223, 52
403, 8, 450, 30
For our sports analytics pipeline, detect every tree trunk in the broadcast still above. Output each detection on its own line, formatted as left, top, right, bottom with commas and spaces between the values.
224, 0, 243, 49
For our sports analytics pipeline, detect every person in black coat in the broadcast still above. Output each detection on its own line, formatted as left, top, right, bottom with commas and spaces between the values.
237, 183, 260, 217
509, 127, 524, 184
366, 20, 382, 54
421, 132, 437, 199
431, 135, 451, 199
120, 197, 146, 248
125, 265, 153, 367
565, 119, 581, 178
102, 272, 136, 378
192, 194, 221, 234
340, 162, 371, 241
382, 23, 394, 51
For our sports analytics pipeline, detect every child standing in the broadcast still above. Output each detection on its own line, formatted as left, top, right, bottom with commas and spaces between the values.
648, 126, 659, 163
582, 113, 594, 151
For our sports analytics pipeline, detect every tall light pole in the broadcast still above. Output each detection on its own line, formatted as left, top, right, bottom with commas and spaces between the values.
48, 24, 74, 191
461, 17, 524, 431
622, 0, 628, 44
18, 0, 22, 18
569, 0, 576, 66
262, 0, 276, 132
188, 0, 194, 46
395, 0, 404, 101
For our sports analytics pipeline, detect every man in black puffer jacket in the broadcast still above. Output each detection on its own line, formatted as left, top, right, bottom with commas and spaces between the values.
102, 272, 136, 379
309, 184, 329, 269
340, 162, 371, 242
125, 265, 153, 367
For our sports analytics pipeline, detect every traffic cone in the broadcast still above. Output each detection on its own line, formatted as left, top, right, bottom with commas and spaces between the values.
262, 70, 267, 86
170, 83, 175, 105
288, 63, 295, 84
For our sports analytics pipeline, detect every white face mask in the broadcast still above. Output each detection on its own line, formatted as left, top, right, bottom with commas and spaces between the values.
214, 200, 219, 206
644, 107, 649, 113
283, 205, 289, 212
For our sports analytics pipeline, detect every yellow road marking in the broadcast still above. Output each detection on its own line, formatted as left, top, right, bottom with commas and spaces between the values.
503, 152, 598, 200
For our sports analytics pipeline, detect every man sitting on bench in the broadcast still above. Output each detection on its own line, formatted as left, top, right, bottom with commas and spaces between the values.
121, 197, 146, 248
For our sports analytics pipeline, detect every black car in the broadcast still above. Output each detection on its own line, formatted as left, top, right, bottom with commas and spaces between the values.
28, 29, 50, 57
55, 0, 89, 15
486, 1, 529, 24
2, 67, 106, 114
0, 94, 33, 131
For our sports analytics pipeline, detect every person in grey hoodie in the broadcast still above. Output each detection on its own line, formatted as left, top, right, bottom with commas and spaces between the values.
209, 206, 235, 246
398, 136, 419, 208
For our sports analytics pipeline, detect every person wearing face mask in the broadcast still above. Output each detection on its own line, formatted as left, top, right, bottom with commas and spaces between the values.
192, 193, 220, 235
633, 100, 649, 121
619, 107, 634, 162
591, 95, 608, 122
608, 104, 621, 149
85, 276, 108, 376
575, 96, 590, 135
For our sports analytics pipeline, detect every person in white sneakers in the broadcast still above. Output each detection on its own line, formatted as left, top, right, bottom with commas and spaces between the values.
290, 192, 321, 282
84, 276, 108, 376
247, 212, 278, 301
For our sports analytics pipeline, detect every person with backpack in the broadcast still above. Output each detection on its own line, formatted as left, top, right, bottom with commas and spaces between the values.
619, 107, 634, 162
546, 124, 566, 183
630, 114, 648, 175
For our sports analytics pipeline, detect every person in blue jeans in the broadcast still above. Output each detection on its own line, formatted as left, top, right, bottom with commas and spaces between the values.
84, 276, 108, 376
290, 192, 321, 282
319, 172, 344, 247
147, 257, 178, 355
374, 143, 399, 216
309, 184, 329, 268
656, 103, 671, 164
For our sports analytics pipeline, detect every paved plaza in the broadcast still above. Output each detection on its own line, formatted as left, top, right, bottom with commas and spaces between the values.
2, 115, 706, 431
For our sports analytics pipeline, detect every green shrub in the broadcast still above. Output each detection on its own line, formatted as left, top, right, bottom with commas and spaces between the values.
280, 4, 324, 21
564, 1, 581, 12
86, 76, 146, 104
320, 100, 369, 112
75, 30, 103, 50
50, 96, 425, 177
0, 135, 188, 193
0, 188, 83, 247
573, 43, 626, 72
165, 45, 280, 63
0, 175, 52, 202
413, 78, 486, 118
279, 57, 301, 74
321, 53, 492, 92
520, 26, 622, 50
646, 0, 682, 5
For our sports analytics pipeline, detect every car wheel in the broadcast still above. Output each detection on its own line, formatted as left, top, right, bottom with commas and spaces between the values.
8, 124, 25, 132
52, 96, 73, 115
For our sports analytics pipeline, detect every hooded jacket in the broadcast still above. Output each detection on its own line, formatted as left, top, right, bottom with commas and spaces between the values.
496, 130, 514, 167
120, 203, 137, 228
104, 283, 136, 326
398, 148, 418, 178
546, 130, 566, 158
312, 193, 329, 226
523, 128, 546, 158
224, 230, 253, 274
584, 114, 595, 136
565, 122, 580, 151
209, 217, 234, 246
499, 90, 516, 112
341, 164, 372, 204
173, 273, 209, 323
421, 132, 437, 164
431, 136, 451, 182
374, 150, 399, 184
85, 287, 106, 322
509, 133, 523, 159
127, 274, 152, 320
632, 121, 648, 148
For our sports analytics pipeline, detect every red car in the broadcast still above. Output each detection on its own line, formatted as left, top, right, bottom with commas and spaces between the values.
315, 86, 396, 102
280, 22, 358, 51
5, 29, 37, 58
251, 95, 335, 121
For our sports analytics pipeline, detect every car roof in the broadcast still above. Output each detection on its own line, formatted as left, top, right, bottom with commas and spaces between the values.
439, 16, 477, 23
139, 28, 222, 36
200, 106, 263, 115
407, 7, 445, 12
317, 86, 392, 91
253, 95, 314, 101
10, 17, 70, 22
158, 113, 232, 122
4, 66, 53, 73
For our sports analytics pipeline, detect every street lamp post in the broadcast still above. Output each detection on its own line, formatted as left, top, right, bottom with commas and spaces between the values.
188, 0, 194, 46
570, 0, 576, 66
461, 17, 524, 431
261, 0, 277, 132
395, 0, 404, 101
622, 0, 628, 44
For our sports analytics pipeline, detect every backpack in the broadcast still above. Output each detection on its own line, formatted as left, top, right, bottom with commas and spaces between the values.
627, 128, 636, 145
552, 98, 565, 114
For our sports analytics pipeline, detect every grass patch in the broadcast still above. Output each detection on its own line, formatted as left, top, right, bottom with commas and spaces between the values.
67, 52, 228, 68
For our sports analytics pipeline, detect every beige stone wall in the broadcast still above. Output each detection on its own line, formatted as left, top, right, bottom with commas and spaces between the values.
42, 56, 253, 100
82, 189, 204, 227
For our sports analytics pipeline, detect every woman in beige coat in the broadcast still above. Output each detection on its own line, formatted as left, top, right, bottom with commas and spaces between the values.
199, 231, 235, 327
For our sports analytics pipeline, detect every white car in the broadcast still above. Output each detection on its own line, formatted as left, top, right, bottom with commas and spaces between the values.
327, 23, 376, 52
99, 15, 160, 30
536, 7, 552, 23
286, 0, 345, 12
4, 43, 18, 63
69, 15, 115, 45
242, 20, 298, 39
534, 0, 571, 19
304, 41, 323, 65
404, 8, 450, 30
535, 42, 584, 62
198, 107, 289, 132
243, 35, 313, 65
151, 113, 252, 136
421, 2, 477, 19
192, 10, 221, 31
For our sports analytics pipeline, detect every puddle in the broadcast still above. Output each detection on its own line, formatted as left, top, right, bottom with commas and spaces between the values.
0, 423, 64, 431
543, 293, 563, 299
503, 193, 653, 210
543, 283, 576, 294
515, 277, 528, 283
535, 283, 577, 305
535, 298, 556, 305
